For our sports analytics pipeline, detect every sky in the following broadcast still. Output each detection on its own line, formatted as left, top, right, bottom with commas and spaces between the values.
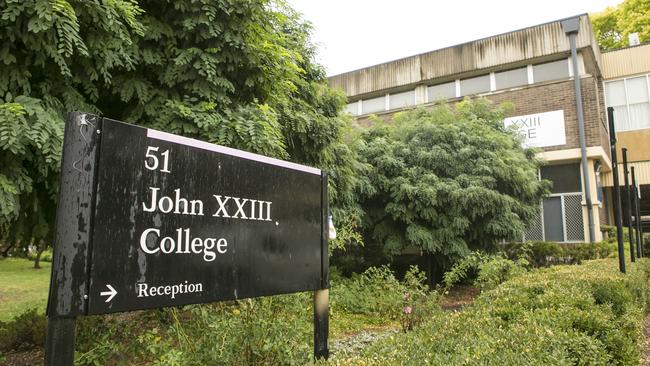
286, 0, 623, 76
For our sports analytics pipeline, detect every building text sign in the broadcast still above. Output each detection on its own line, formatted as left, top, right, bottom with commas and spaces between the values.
503, 110, 566, 148
47, 114, 327, 316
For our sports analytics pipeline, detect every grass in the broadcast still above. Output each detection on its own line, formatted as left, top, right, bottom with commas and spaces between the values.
0, 258, 50, 321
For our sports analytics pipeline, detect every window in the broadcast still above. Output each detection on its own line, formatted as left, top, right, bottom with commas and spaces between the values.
495, 67, 528, 90
361, 96, 385, 114
605, 80, 629, 129
427, 81, 456, 102
626, 76, 650, 130
460, 75, 490, 96
540, 163, 581, 194
533, 59, 569, 83
605, 75, 650, 131
389, 90, 415, 110
345, 102, 358, 115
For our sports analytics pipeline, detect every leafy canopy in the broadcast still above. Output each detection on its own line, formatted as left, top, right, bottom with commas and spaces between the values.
356, 99, 548, 259
590, 0, 650, 51
0, 0, 360, 252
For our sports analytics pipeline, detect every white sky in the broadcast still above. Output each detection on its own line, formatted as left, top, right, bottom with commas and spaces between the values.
286, 0, 623, 76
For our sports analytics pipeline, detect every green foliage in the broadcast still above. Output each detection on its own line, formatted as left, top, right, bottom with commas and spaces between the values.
503, 241, 616, 267
0, 308, 47, 351
73, 295, 314, 365
356, 99, 548, 259
0, 0, 146, 255
335, 258, 650, 365
0, 0, 363, 253
590, 0, 650, 51
400, 266, 440, 332
27, 249, 52, 262
331, 266, 406, 318
329, 215, 365, 253
442, 251, 527, 291
330, 265, 439, 331
601, 224, 616, 238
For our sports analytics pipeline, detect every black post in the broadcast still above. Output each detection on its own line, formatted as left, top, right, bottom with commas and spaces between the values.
608, 107, 626, 273
622, 148, 636, 262
638, 182, 645, 257
314, 171, 329, 360
45, 113, 102, 365
639, 184, 646, 257
632, 167, 642, 258
44, 318, 76, 365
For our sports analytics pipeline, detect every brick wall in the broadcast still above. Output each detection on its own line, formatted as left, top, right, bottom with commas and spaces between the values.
487, 77, 608, 153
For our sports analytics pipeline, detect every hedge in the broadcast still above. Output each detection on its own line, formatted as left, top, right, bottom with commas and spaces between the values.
333, 258, 650, 365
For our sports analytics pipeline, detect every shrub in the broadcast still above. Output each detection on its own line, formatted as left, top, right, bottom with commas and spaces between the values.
331, 265, 439, 333
26, 249, 53, 263
334, 258, 650, 365
331, 266, 404, 318
0, 308, 47, 351
75, 295, 314, 366
601, 224, 616, 240
503, 241, 616, 267
443, 252, 527, 291
400, 266, 440, 332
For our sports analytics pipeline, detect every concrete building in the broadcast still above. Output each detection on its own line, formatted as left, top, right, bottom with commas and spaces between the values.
328, 14, 649, 243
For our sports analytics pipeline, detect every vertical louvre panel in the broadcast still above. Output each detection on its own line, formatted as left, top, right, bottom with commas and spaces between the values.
564, 194, 584, 241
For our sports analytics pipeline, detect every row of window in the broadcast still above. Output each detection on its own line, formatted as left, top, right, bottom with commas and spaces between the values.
346, 58, 573, 116
604, 74, 650, 132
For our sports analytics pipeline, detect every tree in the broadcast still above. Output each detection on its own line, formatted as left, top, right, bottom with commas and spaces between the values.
0, 0, 361, 264
0, 0, 146, 265
356, 99, 548, 263
590, 0, 650, 51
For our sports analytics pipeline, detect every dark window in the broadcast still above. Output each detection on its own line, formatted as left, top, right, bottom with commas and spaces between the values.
540, 163, 581, 194
543, 197, 564, 242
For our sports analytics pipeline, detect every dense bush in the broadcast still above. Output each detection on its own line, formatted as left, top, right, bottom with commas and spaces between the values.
26, 249, 52, 263
1, 0, 364, 262
601, 224, 617, 239
73, 295, 314, 366
334, 258, 650, 365
356, 101, 548, 260
0, 308, 47, 351
442, 252, 527, 291
2, 264, 436, 364
331, 266, 439, 331
503, 241, 616, 267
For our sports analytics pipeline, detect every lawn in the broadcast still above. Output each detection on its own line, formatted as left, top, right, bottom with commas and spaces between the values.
0, 258, 50, 321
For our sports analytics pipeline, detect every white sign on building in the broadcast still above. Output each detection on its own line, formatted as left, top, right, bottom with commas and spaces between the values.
503, 110, 566, 148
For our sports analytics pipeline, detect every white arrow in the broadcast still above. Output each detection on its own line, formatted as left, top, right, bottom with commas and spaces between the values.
100, 285, 117, 303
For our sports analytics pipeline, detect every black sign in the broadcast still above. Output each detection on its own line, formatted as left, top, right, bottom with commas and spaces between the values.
47, 114, 327, 316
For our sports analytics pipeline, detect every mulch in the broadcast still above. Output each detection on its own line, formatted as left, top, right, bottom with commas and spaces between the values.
1, 349, 43, 366
440, 285, 480, 311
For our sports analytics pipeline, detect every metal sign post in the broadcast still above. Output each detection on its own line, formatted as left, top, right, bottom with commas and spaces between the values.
314, 171, 330, 360
608, 107, 626, 273
45, 113, 330, 363
632, 167, 643, 258
622, 148, 636, 262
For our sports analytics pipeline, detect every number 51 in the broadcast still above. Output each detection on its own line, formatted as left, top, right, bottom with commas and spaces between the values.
144, 146, 171, 173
